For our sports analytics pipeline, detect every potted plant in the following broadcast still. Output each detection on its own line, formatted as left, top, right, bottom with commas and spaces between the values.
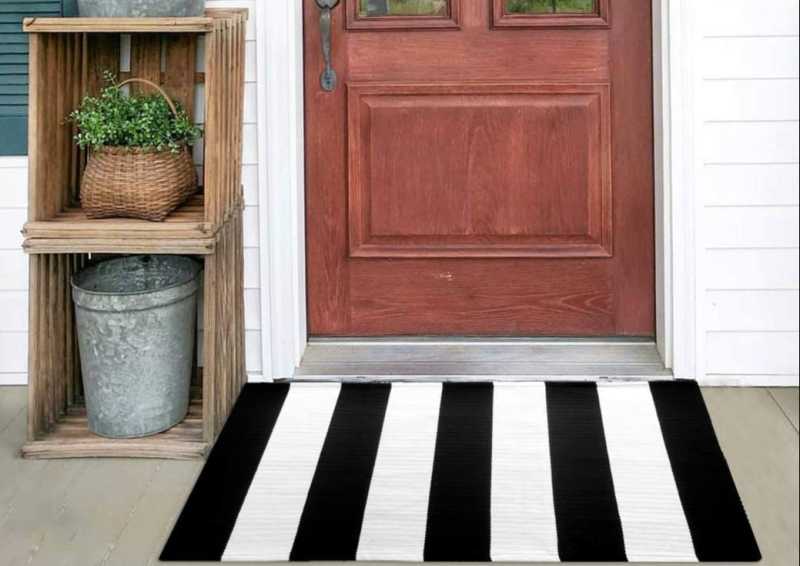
77, 0, 205, 17
69, 74, 202, 221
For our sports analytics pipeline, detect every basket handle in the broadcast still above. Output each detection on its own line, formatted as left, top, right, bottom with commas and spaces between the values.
117, 78, 179, 117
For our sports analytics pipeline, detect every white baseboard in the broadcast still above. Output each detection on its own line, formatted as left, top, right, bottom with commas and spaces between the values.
246, 373, 272, 383
702, 374, 800, 387
0, 373, 27, 386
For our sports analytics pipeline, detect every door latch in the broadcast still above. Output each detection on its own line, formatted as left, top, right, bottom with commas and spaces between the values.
315, 0, 341, 92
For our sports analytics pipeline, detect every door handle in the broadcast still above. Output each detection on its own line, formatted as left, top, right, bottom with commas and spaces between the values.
315, 0, 341, 92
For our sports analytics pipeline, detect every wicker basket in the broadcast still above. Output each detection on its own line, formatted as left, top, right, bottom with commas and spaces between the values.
79, 78, 198, 222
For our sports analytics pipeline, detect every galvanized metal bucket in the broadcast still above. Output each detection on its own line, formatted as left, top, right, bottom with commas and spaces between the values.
72, 255, 202, 439
77, 0, 205, 17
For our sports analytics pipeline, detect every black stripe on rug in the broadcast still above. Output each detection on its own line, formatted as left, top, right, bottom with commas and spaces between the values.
424, 382, 493, 562
290, 383, 391, 561
546, 382, 627, 562
160, 383, 289, 562
650, 380, 761, 562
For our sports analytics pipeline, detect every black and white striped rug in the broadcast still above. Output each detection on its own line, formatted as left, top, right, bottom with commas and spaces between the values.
161, 381, 760, 563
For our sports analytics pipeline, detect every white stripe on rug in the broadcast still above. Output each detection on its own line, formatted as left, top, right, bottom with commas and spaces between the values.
221, 383, 341, 562
356, 383, 442, 562
598, 382, 697, 562
490, 382, 559, 562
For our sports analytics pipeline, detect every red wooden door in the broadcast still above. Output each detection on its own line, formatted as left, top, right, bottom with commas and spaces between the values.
305, 0, 654, 336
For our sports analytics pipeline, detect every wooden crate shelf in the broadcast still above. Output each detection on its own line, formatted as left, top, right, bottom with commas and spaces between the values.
23, 8, 247, 252
22, 195, 244, 255
22, 212, 246, 460
21, 12, 248, 460
21, 400, 207, 460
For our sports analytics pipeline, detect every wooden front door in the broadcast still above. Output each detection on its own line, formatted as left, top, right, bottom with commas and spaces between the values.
305, 0, 654, 336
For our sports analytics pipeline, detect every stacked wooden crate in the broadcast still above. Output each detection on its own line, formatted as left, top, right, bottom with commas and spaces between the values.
20, 9, 248, 459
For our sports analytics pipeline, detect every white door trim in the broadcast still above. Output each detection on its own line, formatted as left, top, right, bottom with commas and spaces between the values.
256, 0, 308, 381
256, 0, 703, 381
652, 0, 704, 380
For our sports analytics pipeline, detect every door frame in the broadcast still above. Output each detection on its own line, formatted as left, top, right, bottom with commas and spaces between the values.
254, 0, 703, 381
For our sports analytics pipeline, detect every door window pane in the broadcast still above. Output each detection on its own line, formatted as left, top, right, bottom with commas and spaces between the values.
359, 0, 449, 17
505, 0, 595, 14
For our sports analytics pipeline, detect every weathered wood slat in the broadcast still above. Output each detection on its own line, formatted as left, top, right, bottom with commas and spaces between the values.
27, 255, 41, 439
84, 34, 119, 95
164, 34, 197, 118
118, 70, 205, 84
130, 34, 162, 95
203, 21, 219, 226
23, 238, 218, 255
43, 34, 59, 220
23, 17, 215, 34
26, 32, 43, 222
21, 438, 208, 460
69, 34, 82, 204
25, 202, 210, 232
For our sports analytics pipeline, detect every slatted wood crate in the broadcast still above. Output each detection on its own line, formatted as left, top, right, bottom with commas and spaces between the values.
20, 10, 248, 459
21, 9, 247, 254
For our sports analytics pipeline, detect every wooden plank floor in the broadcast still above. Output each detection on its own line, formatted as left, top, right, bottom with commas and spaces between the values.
0, 385, 797, 566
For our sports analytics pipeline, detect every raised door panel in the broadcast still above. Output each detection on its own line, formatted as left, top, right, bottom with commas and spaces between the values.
347, 82, 612, 257
347, 33, 609, 83
347, 258, 616, 334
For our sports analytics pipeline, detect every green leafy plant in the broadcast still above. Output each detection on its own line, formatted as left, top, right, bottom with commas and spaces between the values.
69, 72, 202, 153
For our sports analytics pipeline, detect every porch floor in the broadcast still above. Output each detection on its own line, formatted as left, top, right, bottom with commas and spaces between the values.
0, 386, 797, 566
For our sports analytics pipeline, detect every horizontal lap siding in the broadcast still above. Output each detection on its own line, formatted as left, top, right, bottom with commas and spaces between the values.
0, 0, 264, 384
699, 0, 800, 385
0, 156, 27, 379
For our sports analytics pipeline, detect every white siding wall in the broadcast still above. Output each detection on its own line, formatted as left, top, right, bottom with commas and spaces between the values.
0, 157, 28, 385
0, 0, 264, 385
698, 0, 800, 385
